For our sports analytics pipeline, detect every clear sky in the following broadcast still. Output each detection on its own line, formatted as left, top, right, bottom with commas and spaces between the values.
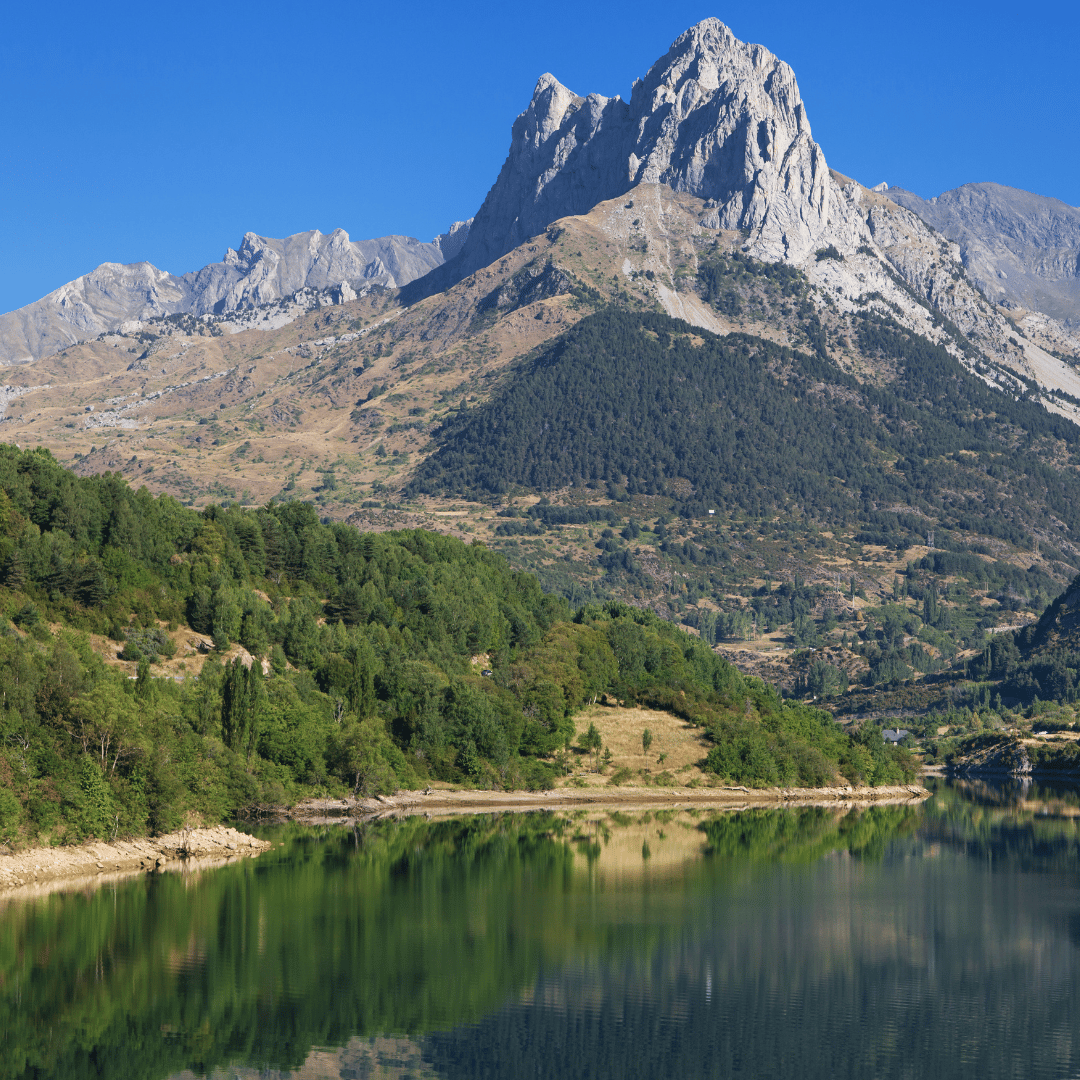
1, 0, 1077, 315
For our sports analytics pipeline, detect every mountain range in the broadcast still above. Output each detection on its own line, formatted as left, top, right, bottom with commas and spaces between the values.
4, 17, 1080, 707
884, 182, 1080, 328
0, 222, 471, 366
4, 20, 1078, 370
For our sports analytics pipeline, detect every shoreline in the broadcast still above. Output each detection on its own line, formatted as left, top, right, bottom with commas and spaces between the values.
947, 767, 1080, 781
0, 784, 929, 899
290, 782, 931, 822
0, 825, 270, 901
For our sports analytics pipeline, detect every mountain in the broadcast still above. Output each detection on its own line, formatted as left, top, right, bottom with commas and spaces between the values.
0, 223, 470, 366
442, 18, 829, 285
5, 17, 1080, 713
5, 18, 1080, 511
406, 20, 1080, 420
885, 183, 1080, 328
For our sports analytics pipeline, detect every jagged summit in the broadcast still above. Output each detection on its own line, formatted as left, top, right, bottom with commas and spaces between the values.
180, 227, 458, 316
0, 222, 471, 366
441, 18, 830, 283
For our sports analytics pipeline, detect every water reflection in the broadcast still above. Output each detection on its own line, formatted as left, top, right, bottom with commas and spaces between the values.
1, 785, 1080, 1079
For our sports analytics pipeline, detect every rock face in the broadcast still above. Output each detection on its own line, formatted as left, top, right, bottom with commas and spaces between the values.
948, 736, 1033, 778
0, 223, 471, 366
0, 262, 191, 367
885, 183, 1080, 326
447, 18, 830, 281
181, 228, 454, 316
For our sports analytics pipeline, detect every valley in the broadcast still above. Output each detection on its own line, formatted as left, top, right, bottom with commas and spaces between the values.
2, 17, 1080, 846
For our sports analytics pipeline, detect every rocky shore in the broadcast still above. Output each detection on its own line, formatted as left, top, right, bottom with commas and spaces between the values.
0, 785, 930, 898
0, 825, 270, 899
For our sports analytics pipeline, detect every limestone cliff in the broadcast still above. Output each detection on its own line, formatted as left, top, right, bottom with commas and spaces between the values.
446, 18, 831, 283
180, 229, 451, 315
884, 183, 1080, 327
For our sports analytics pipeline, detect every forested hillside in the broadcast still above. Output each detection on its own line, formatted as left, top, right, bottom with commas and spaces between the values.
0, 446, 913, 847
966, 571, 1080, 703
410, 307, 1080, 547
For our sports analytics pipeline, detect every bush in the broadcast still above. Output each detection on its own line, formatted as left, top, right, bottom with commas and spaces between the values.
120, 627, 171, 663
12, 603, 40, 630
0, 787, 22, 845
520, 758, 557, 791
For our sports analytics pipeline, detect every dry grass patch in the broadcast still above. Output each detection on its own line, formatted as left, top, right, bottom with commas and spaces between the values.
73, 624, 243, 682
560, 705, 714, 787
560, 809, 711, 879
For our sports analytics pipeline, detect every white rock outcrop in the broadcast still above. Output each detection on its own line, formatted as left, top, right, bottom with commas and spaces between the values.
448, 18, 831, 279
0, 262, 190, 365
885, 183, 1080, 326
181, 228, 448, 315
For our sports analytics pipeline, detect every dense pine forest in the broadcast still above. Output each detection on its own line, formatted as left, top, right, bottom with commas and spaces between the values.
410, 307, 1080, 548
0, 446, 916, 847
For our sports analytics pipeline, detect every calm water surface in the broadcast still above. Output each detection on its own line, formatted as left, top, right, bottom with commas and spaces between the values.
3, 780, 1080, 1079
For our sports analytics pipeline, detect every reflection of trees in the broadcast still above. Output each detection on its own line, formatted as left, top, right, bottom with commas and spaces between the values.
424, 790, 1080, 1080
5, 794, 1072, 1080
0, 807, 923, 1080
0, 816, 579, 1080
699, 805, 921, 866
920, 779, 1080, 873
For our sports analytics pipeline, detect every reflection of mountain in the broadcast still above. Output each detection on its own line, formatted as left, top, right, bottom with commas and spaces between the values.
424, 887, 1080, 1080
3, 798, 1080, 1080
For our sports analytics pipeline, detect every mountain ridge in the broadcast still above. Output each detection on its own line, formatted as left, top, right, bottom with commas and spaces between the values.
0, 221, 471, 367
4, 18, 1080, 715
423, 18, 830, 296
884, 182, 1080, 328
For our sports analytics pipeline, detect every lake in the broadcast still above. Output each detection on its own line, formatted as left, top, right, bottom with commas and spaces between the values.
3, 780, 1080, 1079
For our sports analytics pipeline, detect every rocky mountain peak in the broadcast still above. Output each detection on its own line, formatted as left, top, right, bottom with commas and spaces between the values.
527, 72, 589, 142
0, 224, 462, 366
441, 19, 830, 282
885, 183, 1080, 326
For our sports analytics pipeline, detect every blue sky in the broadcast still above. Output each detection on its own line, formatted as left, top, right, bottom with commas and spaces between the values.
1, 0, 1077, 315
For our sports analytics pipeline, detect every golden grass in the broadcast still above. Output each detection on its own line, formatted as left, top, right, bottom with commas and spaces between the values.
75, 624, 253, 682
559, 809, 712, 878
559, 704, 714, 787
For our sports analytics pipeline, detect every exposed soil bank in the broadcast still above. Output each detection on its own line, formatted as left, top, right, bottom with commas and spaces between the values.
293, 783, 930, 822
0, 786, 930, 898
0, 826, 270, 900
